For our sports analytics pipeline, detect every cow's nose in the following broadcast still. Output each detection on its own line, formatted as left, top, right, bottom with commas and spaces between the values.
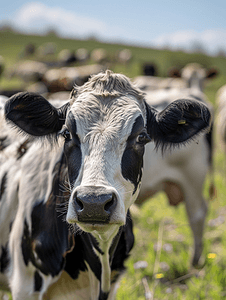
74, 186, 117, 223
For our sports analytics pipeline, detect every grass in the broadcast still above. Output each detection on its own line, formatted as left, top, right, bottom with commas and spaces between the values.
117, 143, 226, 300
1, 30, 226, 299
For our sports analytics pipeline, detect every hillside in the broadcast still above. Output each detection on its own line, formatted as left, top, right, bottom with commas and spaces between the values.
0, 30, 226, 106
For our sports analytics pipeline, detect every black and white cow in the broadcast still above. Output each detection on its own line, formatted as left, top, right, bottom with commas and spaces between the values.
1, 71, 211, 299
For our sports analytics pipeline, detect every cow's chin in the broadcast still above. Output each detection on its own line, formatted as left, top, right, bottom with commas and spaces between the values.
76, 222, 122, 239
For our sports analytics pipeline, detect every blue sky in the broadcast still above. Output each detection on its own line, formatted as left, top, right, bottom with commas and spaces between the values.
1, 0, 226, 54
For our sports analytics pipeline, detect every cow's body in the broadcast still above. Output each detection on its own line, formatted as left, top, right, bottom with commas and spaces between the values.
136, 64, 215, 266
0, 71, 211, 299
139, 120, 210, 266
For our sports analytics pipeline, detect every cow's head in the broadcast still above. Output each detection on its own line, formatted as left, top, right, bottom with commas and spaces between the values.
4, 70, 211, 237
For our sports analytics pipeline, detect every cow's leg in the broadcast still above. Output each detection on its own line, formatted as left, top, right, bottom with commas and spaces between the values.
183, 186, 208, 266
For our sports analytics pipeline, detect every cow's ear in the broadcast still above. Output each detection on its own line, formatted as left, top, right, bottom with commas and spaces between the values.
5, 92, 70, 136
145, 99, 211, 150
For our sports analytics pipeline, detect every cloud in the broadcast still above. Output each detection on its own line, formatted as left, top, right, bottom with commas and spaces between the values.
1, 2, 226, 55
151, 29, 226, 54
2, 2, 107, 39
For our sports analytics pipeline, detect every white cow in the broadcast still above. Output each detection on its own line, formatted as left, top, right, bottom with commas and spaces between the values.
133, 62, 218, 91
136, 63, 216, 266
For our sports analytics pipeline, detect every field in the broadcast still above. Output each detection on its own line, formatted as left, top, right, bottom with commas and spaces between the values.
1, 29, 226, 299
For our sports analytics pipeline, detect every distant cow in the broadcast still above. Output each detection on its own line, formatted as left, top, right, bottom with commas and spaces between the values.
1, 71, 211, 299
57, 49, 77, 66
142, 63, 157, 76
43, 64, 106, 92
133, 62, 218, 91
136, 64, 215, 266
8, 60, 48, 83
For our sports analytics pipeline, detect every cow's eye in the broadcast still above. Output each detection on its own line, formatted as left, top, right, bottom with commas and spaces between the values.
136, 132, 151, 145
62, 129, 72, 142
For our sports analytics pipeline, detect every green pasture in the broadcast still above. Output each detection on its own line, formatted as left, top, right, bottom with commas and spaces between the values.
1, 30, 226, 299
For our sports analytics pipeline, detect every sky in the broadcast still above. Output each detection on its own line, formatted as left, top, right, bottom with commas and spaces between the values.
1, 0, 226, 55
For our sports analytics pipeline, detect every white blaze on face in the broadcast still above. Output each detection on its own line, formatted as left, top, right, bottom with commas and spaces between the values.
66, 93, 146, 229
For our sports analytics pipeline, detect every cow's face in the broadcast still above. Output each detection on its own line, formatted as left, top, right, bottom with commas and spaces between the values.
63, 92, 150, 233
4, 71, 211, 237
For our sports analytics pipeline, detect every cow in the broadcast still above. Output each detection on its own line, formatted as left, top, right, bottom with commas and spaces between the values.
1, 70, 211, 299
133, 62, 218, 92
136, 63, 216, 266
8, 60, 48, 83
43, 64, 106, 93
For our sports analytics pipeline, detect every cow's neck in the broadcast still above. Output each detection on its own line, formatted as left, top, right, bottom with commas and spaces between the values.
91, 224, 120, 296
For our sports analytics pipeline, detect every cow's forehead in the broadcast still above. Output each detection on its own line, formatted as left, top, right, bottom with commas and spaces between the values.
67, 93, 146, 142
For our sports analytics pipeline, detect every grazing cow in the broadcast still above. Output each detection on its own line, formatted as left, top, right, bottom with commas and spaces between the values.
136, 64, 215, 266
1, 71, 211, 299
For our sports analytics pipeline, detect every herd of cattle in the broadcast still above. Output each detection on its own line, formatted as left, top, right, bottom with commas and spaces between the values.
0, 55, 226, 299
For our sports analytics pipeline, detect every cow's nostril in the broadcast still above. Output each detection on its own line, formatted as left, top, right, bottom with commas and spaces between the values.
74, 188, 117, 223
104, 194, 116, 213
76, 198, 84, 212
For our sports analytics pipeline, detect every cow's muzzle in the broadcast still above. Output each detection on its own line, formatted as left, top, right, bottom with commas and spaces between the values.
74, 186, 117, 223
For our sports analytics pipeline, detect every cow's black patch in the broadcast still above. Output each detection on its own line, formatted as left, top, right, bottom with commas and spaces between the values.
30, 153, 71, 277
21, 219, 32, 266
0, 244, 9, 273
121, 116, 146, 193
0, 136, 8, 151
0, 172, 7, 202
64, 111, 82, 186
205, 124, 213, 164
99, 290, 109, 300
111, 211, 134, 271
64, 231, 101, 280
21, 153, 72, 277
64, 211, 134, 286
34, 271, 43, 292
